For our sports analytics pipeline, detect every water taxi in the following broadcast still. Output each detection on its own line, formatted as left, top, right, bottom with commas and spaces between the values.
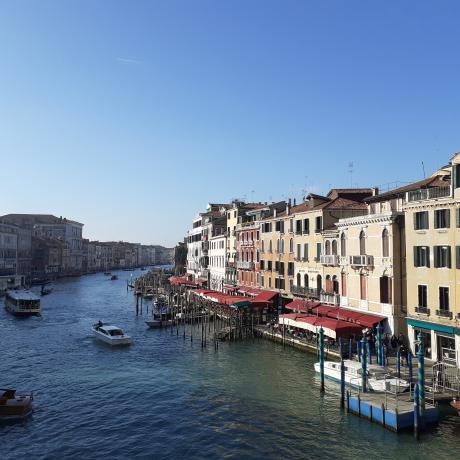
5, 290, 41, 316
0, 388, 33, 420
314, 359, 410, 393
92, 323, 132, 346
110, 275, 118, 281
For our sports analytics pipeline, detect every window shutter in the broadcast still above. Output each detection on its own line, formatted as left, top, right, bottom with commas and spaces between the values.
447, 246, 451, 268
434, 246, 439, 268
413, 212, 417, 230
446, 209, 451, 228
413, 247, 418, 267
457, 209, 460, 228
426, 247, 430, 267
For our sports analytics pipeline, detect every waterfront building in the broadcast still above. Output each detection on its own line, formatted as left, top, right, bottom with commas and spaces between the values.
0, 214, 84, 274
403, 154, 460, 366
0, 223, 18, 276
336, 189, 406, 335
186, 204, 229, 284
31, 236, 69, 275
208, 232, 226, 291
236, 202, 285, 292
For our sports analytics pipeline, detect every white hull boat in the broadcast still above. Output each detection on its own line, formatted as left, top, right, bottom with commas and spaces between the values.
5, 290, 41, 316
92, 323, 132, 346
314, 359, 410, 393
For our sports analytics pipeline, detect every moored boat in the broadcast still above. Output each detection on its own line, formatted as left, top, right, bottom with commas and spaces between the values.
314, 359, 410, 393
5, 290, 41, 316
0, 388, 33, 420
92, 322, 132, 346
110, 275, 118, 281
450, 398, 460, 415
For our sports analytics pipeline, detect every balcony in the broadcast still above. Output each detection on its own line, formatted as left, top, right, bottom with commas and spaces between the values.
291, 285, 320, 298
240, 240, 254, 247
236, 261, 255, 270
320, 292, 340, 306
320, 255, 339, 266
349, 255, 374, 267
436, 309, 453, 319
415, 306, 430, 315
407, 186, 451, 202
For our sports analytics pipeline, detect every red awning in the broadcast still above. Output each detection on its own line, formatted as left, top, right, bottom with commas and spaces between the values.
355, 313, 386, 328
285, 299, 309, 313
311, 305, 339, 316
252, 290, 277, 303
325, 308, 385, 328
169, 276, 196, 286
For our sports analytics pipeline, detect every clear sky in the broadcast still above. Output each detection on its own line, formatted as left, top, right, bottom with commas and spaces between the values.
1, 1, 459, 247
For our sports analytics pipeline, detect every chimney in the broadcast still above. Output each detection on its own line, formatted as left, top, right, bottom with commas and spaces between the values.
293, 198, 297, 206
286, 201, 290, 215
274, 209, 277, 218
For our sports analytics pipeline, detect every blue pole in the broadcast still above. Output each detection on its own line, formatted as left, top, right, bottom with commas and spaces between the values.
414, 383, 420, 440
339, 337, 343, 359
376, 323, 382, 365
417, 333, 425, 423
367, 341, 372, 365
340, 353, 346, 408
361, 336, 367, 392
408, 352, 413, 384
397, 350, 401, 379
319, 327, 325, 393
349, 337, 353, 360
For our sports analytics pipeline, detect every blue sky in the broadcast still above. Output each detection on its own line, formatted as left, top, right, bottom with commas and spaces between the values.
0, 1, 459, 246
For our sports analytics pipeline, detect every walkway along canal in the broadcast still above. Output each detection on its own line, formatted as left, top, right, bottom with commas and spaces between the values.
1, 270, 459, 459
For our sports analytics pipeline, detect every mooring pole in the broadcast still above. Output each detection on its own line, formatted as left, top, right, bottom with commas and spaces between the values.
367, 341, 372, 365
413, 383, 420, 440
417, 333, 425, 425
376, 323, 382, 365
361, 336, 367, 393
339, 337, 345, 408
408, 352, 413, 384
349, 337, 353, 360
319, 327, 325, 393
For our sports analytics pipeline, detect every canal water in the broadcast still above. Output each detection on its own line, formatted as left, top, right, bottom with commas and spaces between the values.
1, 271, 459, 460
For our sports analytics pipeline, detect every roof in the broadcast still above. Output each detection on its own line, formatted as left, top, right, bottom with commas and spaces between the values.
1, 214, 83, 226
365, 175, 450, 203
100, 325, 123, 332
7, 290, 40, 301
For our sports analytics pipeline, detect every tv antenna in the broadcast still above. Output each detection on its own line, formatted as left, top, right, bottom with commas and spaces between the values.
348, 162, 354, 188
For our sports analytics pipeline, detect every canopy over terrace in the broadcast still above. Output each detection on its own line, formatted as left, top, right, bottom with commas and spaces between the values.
279, 314, 364, 340
310, 305, 386, 328
284, 299, 321, 314
169, 276, 197, 286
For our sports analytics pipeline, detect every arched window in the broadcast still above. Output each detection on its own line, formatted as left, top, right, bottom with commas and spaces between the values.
325, 240, 331, 255
325, 274, 332, 293
289, 238, 294, 253
359, 230, 366, 256
332, 240, 338, 255
332, 275, 339, 294
382, 228, 389, 257
317, 274, 322, 292
297, 273, 301, 286
304, 274, 309, 288
340, 233, 346, 257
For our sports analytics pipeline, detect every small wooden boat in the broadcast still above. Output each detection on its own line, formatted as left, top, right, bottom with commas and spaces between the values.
450, 398, 460, 415
40, 285, 52, 296
0, 388, 33, 419
110, 275, 118, 281
92, 323, 132, 346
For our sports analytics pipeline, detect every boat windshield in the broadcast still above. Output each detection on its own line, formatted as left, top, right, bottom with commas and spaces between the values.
110, 330, 123, 336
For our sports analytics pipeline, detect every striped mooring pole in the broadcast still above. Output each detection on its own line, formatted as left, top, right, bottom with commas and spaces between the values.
417, 333, 425, 423
319, 327, 325, 393
361, 336, 367, 392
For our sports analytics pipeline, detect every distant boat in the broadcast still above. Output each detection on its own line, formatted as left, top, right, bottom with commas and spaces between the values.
450, 398, 460, 416
0, 388, 33, 420
122, 268, 135, 272
104, 272, 111, 276
40, 285, 53, 296
111, 275, 118, 281
5, 290, 41, 316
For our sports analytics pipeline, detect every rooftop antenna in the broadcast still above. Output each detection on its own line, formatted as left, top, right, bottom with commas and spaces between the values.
348, 162, 354, 188
421, 161, 426, 178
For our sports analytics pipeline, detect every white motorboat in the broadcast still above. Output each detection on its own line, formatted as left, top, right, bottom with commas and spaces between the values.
5, 290, 41, 316
92, 323, 132, 346
314, 359, 410, 393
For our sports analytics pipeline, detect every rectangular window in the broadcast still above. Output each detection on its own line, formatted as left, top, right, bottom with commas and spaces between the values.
414, 246, 430, 267
296, 220, 302, 234
315, 216, 322, 233
268, 277, 272, 288
303, 219, 310, 234
261, 276, 264, 287
434, 209, 450, 229
316, 243, 321, 260
457, 246, 460, 269
304, 243, 308, 261
434, 245, 451, 268
260, 260, 265, 270
418, 285, 427, 308
341, 272, 347, 296
414, 211, 429, 230
439, 287, 449, 311
268, 260, 272, 271
289, 219, 293, 233
288, 262, 294, 276
457, 208, 460, 228
296, 244, 301, 260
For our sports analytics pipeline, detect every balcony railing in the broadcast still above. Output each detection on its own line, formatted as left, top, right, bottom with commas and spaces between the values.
436, 309, 453, 319
236, 261, 255, 270
349, 255, 374, 267
407, 186, 451, 202
320, 255, 339, 266
240, 240, 254, 247
291, 285, 320, 298
415, 306, 430, 315
320, 292, 340, 306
